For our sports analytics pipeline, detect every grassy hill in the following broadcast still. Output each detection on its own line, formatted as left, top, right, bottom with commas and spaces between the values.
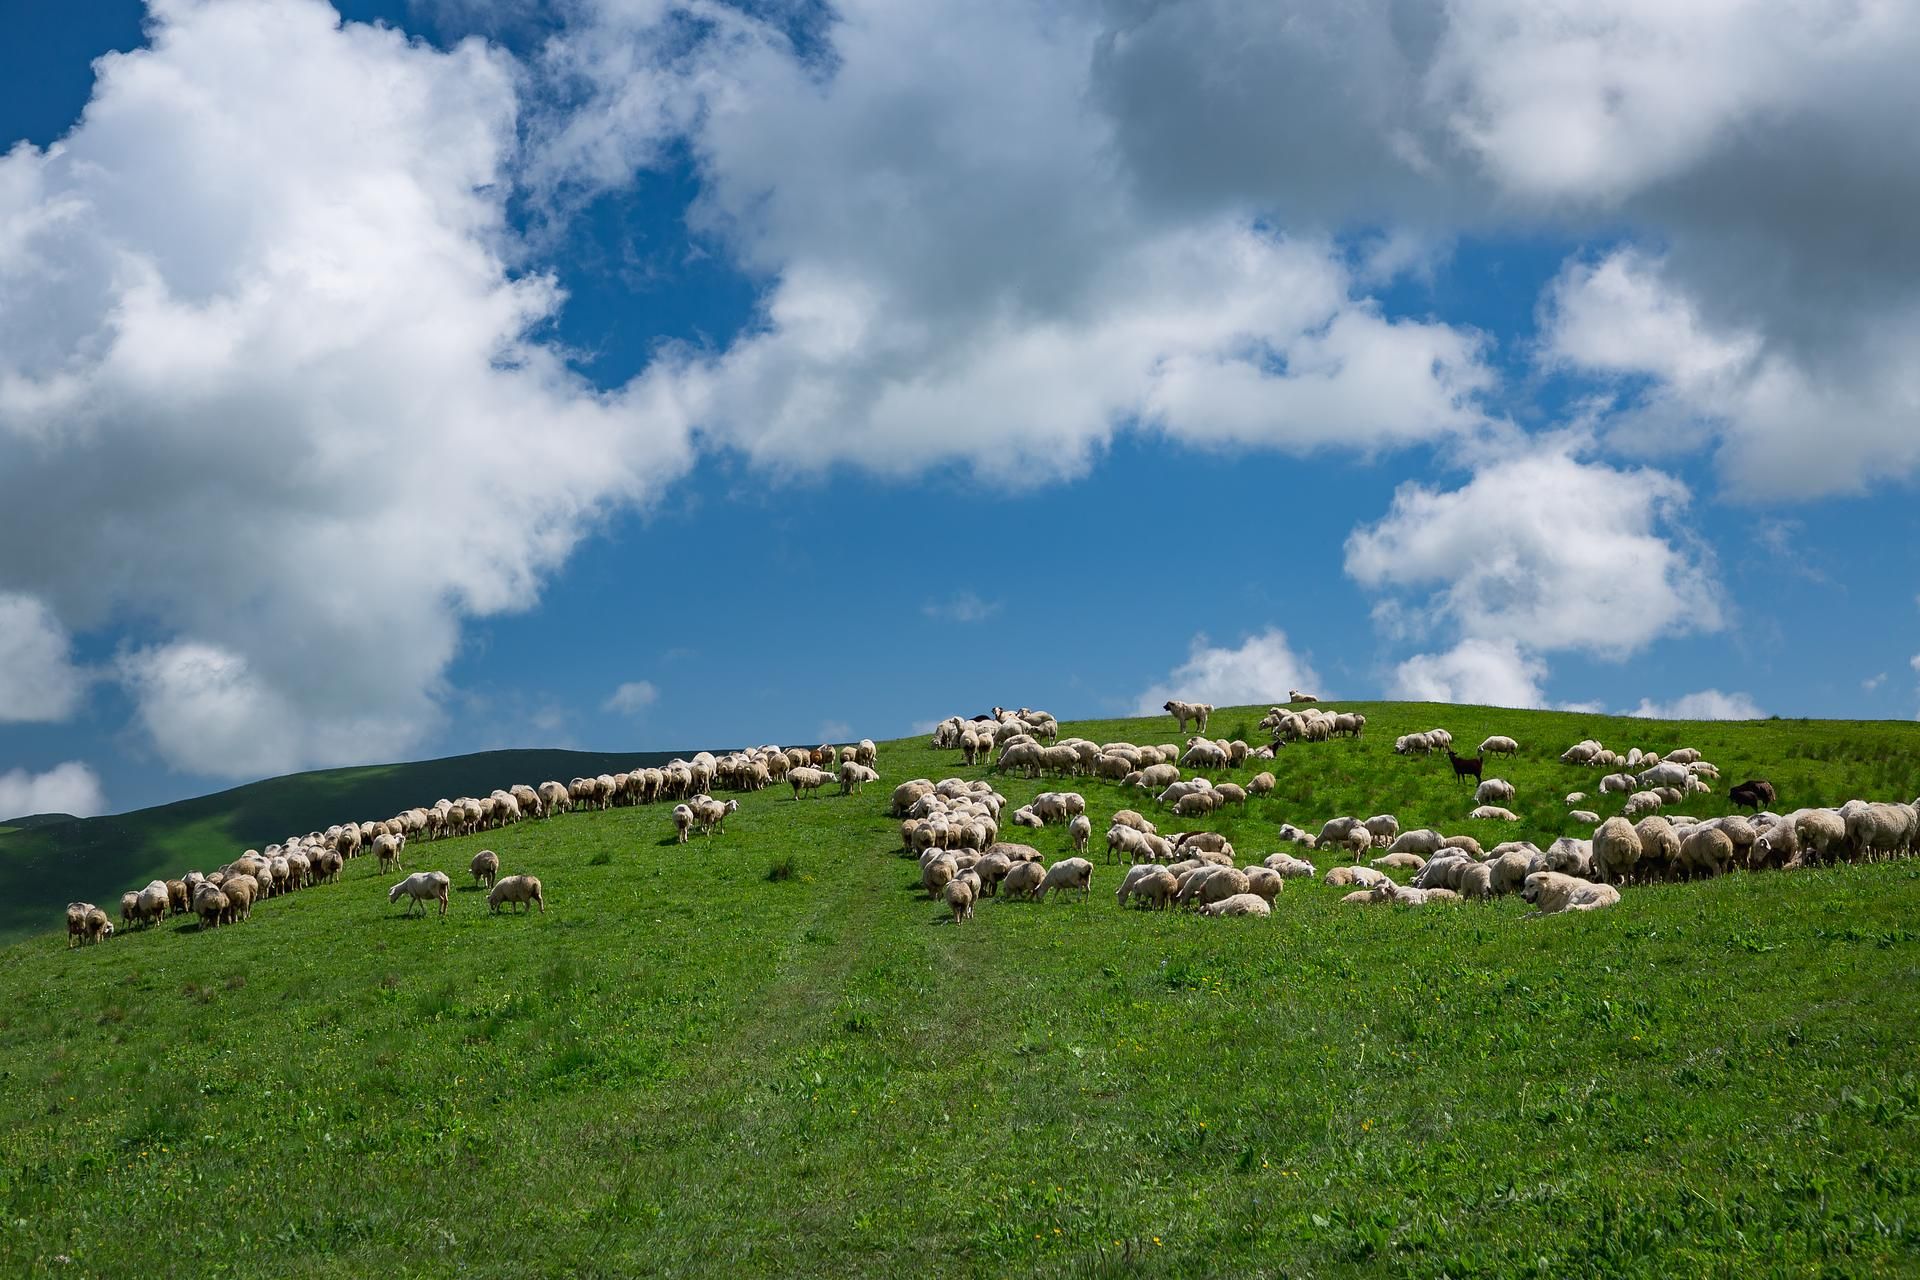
0, 748, 694, 943
1, 702, 1917, 1276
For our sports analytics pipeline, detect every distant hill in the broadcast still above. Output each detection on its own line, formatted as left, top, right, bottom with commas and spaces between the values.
0, 747, 690, 942
0, 812, 78, 831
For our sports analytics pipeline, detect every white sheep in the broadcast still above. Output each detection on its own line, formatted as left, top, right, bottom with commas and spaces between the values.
1199, 893, 1271, 918
1068, 814, 1091, 854
1468, 806, 1520, 822
389, 871, 450, 917
488, 874, 544, 914
1522, 872, 1621, 917
1479, 735, 1520, 757
943, 877, 975, 922
1474, 778, 1516, 807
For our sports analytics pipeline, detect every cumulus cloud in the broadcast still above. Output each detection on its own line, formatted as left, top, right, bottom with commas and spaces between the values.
1864, 673, 1887, 692
0, 593, 86, 722
539, 0, 1496, 483
1132, 629, 1321, 716
1346, 442, 1721, 661
922, 592, 1001, 624
1628, 690, 1765, 721
603, 680, 659, 715
1389, 638, 1546, 709
0, 762, 107, 820
0, 0, 693, 777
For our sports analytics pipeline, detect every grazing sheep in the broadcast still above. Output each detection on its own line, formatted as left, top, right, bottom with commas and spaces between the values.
943, 877, 975, 923
470, 850, 500, 888
1457, 863, 1496, 899
1199, 893, 1271, 918
1591, 818, 1641, 885
788, 766, 834, 798
837, 762, 879, 795
390, 871, 450, 917
1177, 865, 1250, 909
672, 804, 695, 844
66, 902, 96, 948
1469, 806, 1520, 822
1522, 872, 1621, 917
221, 874, 258, 923
193, 885, 228, 930
1623, 791, 1664, 820
1633, 816, 1680, 878
1037, 858, 1094, 902
1599, 773, 1637, 795
921, 854, 958, 899
1475, 778, 1516, 806
1363, 814, 1401, 846
1068, 814, 1092, 854
1002, 860, 1047, 900
372, 833, 403, 872
1675, 826, 1735, 880
1109, 809, 1156, 835
488, 874, 544, 914
1480, 736, 1520, 757
1117, 864, 1179, 909
1240, 865, 1284, 901
134, 880, 170, 927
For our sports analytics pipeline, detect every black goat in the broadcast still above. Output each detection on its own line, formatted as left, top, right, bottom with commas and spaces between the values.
1728, 779, 1776, 812
1446, 749, 1484, 783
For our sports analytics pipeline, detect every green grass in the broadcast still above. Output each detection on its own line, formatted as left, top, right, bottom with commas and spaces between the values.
1, 702, 1917, 1276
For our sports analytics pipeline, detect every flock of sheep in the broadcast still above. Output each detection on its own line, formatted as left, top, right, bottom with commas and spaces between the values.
65, 739, 881, 947
60, 697, 1920, 950
904, 703, 1920, 925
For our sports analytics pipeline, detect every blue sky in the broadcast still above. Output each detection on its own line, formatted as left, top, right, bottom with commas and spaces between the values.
1, 0, 1916, 817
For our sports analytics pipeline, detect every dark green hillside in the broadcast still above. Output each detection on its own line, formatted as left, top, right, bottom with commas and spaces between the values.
0, 748, 693, 943
2, 704, 1917, 1276
0, 813, 79, 831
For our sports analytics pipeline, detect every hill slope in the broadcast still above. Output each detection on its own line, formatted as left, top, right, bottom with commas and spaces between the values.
2, 703, 1917, 1275
0, 748, 693, 942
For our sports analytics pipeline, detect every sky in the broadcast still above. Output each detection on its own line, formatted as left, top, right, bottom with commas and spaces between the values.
1, 0, 1917, 818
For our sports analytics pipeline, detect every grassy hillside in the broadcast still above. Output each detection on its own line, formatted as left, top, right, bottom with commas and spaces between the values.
0, 748, 693, 943
2, 703, 1917, 1276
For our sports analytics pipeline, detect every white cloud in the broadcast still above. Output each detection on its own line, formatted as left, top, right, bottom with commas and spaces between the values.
540, 1, 1496, 483
1133, 629, 1322, 716
1864, 672, 1887, 692
0, 0, 694, 777
603, 680, 659, 715
1390, 638, 1546, 709
818, 719, 853, 743
922, 592, 1001, 624
0, 762, 107, 820
0, 593, 86, 722
1345, 441, 1721, 661
1628, 690, 1764, 721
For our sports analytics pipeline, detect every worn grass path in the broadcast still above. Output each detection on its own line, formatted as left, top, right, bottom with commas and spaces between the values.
2, 703, 1917, 1275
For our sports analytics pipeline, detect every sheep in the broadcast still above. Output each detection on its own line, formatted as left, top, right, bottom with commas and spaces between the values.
388, 871, 450, 917
1323, 865, 1388, 888
1561, 741, 1603, 766
1247, 771, 1277, 799
1441, 835, 1483, 858
1363, 814, 1401, 847
1543, 838, 1594, 879
838, 762, 879, 795
921, 853, 958, 899
66, 902, 96, 948
220, 874, 258, 923
1487, 851, 1536, 896
1569, 810, 1600, 824
134, 880, 170, 926
488, 874, 544, 914
974, 851, 1013, 895
1262, 852, 1316, 878
1479, 736, 1520, 758
1002, 860, 1047, 900
373, 833, 404, 873
1173, 791, 1221, 818
788, 766, 834, 798
1468, 806, 1520, 822
1638, 762, 1692, 791
1241, 865, 1285, 901
1675, 825, 1734, 880
1474, 778, 1516, 807
1599, 773, 1636, 795
1370, 851, 1426, 872
470, 850, 500, 888
1633, 816, 1680, 878
1174, 831, 1233, 857
1747, 815, 1800, 870
891, 779, 935, 816
1386, 829, 1445, 857
1316, 816, 1363, 849
1411, 854, 1469, 890
1521, 872, 1621, 917
1288, 689, 1317, 704
1199, 893, 1271, 918
1623, 791, 1664, 820
1457, 863, 1496, 899
166, 879, 189, 916
1163, 700, 1213, 734
1177, 865, 1249, 909
1845, 801, 1915, 862
1117, 864, 1179, 909
1109, 809, 1156, 835
1067, 814, 1091, 854
943, 877, 975, 923
1591, 818, 1641, 884
691, 795, 739, 835
1277, 822, 1313, 846
1180, 739, 1229, 770
1394, 732, 1435, 755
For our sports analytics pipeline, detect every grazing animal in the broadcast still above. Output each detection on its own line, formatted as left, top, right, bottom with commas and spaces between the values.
1728, 779, 1776, 812
1289, 689, 1318, 704
1446, 750, 1484, 784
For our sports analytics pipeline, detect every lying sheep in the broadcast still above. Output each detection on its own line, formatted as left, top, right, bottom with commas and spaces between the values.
1569, 810, 1599, 824
390, 871, 450, 917
1387, 828, 1444, 857
470, 850, 500, 888
488, 874, 544, 914
1370, 851, 1426, 871
1262, 852, 1316, 878
1199, 893, 1271, 918
1323, 865, 1388, 889
1468, 806, 1520, 822
1522, 871, 1621, 917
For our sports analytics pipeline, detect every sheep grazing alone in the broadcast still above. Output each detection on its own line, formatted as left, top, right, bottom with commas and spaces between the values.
488, 874, 544, 914
390, 871, 451, 917
1479, 735, 1520, 758
470, 850, 500, 888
